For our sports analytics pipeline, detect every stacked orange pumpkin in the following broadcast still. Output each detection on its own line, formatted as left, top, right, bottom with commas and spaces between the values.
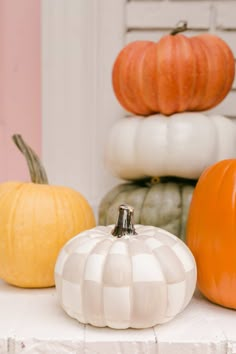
112, 21, 234, 116
99, 21, 236, 247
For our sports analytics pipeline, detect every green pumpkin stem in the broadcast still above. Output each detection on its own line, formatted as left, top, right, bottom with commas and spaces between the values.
12, 134, 49, 184
112, 204, 137, 238
145, 176, 197, 187
170, 20, 188, 35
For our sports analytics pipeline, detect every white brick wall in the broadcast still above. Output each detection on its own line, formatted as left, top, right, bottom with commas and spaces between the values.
126, 0, 236, 118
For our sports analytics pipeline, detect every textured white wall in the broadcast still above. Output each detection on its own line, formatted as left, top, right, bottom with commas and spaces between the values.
42, 0, 236, 216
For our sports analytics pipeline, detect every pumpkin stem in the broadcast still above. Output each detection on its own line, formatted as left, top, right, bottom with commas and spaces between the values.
112, 204, 137, 238
12, 134, 49, 184
150, 176, 161, 185
143, 176, 197, 187
170, 20, 188, 35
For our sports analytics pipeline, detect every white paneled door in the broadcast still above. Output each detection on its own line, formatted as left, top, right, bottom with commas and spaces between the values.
42, 0, 125, 213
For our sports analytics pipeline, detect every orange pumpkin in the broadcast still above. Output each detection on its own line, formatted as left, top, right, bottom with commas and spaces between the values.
112, 22, 235, 116
186, 159, 236, 309
0, 135, 95, 288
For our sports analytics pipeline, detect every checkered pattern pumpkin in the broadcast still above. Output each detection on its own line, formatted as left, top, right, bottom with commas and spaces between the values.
55, 205, 197, 329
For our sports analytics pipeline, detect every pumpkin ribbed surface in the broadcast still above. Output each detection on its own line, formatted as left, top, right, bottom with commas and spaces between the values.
55, 225, 196, 329
99, 181, 195, 241
0, 182, 95, 288
187, 159, 236, 309
112, 34, 235, 115
105, 114, 236, 180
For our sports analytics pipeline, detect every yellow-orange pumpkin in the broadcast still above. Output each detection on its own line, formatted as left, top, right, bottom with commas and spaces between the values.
0, 135, 95, 288
112, 22, 235, 116
187, 159, 236, 309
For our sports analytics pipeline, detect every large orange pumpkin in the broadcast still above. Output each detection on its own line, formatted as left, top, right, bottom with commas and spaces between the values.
186, 159, 236, 309
0, 135, 95, 288
112, 22, 235, 116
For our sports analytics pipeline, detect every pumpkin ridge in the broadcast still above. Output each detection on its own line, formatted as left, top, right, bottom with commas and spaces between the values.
0, 182, 21, 200
18, 184, 56, 287
157, 35, 178, 115
189, 37, 210, 110
50, 185, 63, 256
0, 182, 22, 212
116, 41, 154, 115
112, 43, 135, 114
103, 239, 131, 327
137, 46, 157, 114
119, 44, 141, 114
164, 182, 182, 234
0, 183, 27, 283
139, 43, 160, 113
140, 184, 161, 226
79, 237, 105, 325
127, 238, 133, 329
187, 163, 220, 256
228, 162, 236, 306
174, 35, 196, 112
154, 45, 160, 113
207, 162, 235, 305
186, 38, 205, 110
84, 238, 114, 326
137, 184, 150, 225
30, 184, 39, 284
207, 38, 231, 108
187, 161, 233, 304
143, 241, 167, 287
9, 184, 29, 264
215, 161, 236, 306
112, 41, 141, 112
141, 237, 187, 320
207, 36, 235, 108
31, 184, 55, 287
196, 36, 229, 110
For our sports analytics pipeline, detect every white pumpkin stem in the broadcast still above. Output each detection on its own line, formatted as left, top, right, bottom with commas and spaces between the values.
171, 20, 188, 35
112, 204, 137, 238
12, 134, 49, 184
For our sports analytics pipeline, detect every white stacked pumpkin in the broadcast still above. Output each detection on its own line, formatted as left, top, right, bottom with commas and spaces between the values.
105, 113, 236, 181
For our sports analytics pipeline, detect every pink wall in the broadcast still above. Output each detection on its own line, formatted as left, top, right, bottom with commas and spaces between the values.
0, 0, 41, 182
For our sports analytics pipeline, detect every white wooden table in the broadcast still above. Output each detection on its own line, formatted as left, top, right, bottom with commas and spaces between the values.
0, 280, 235, 354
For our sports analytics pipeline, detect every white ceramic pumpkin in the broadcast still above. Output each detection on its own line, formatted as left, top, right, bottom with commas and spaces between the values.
105, 113, 236, 180
55, 205, 197, 329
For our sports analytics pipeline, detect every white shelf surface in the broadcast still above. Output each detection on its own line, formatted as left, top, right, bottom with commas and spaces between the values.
0, 280, 235, 354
